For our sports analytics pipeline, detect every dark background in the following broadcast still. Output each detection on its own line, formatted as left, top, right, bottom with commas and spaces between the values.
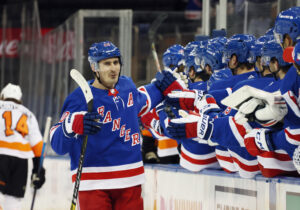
2, 0, 188, 27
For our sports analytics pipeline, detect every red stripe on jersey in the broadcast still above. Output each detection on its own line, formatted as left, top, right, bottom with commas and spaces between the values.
181, 151, 217, 165
216, 154, 234, 163
232, 117, 247, 137
258, 164, 298, 178
259, 151, 292, 161
288, 91, 300, 109
231, 156, 259, 172
285, 129, 300, 143
72, 166, 144, 182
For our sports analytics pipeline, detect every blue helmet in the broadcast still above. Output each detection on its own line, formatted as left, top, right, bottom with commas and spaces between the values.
261, 40, 289, 67
201, 43, 225, 71
222, 34, 255, 64
265, 27, 274, 36
185, 45, 204, 74
209, 36, 228, 46
162, 44, 185, 68
274, 7, 300, 44
231, 34, 256, 43
184, 41, 206, 58
248, 35, 274, 63
88, 41, 122, 71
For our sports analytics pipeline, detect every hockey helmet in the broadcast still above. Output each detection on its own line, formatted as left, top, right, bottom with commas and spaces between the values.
274, 7, 300, 45
162, 44, 185, 68
261, 40, 289, 67
222, 34, 255, 64
201, 44, 225, 71
248, 35, 274, 63
88, 41, 122, 71
0, 83, 22, 101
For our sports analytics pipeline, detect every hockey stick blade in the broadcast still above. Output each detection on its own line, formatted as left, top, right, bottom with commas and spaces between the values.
69, 69, 94, 210
70, 69, 93, 111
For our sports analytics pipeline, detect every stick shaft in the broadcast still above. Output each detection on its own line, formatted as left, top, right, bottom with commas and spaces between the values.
30, 116, 52, 210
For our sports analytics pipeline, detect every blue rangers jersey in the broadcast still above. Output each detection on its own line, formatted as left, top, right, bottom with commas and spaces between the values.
189, 80, 208, 92
50, 76, 162, 190
269, 67, 300, 162
210, 76, 277, 178
209, 71, 258, 91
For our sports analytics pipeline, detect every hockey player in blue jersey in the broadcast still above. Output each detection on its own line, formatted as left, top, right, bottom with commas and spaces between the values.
50, 41, 187, 210
163, 41, 227, 172
242, 8, 300, 176
209, 34, 257, 91
140, 44, 187, 164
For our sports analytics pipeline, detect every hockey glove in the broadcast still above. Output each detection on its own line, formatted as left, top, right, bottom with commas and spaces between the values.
235, 98, 264, 124
244, 128, 274, 156
167, 110, 214, 142
166, 89, 205, 111
140, 108, 162, 137
62, 111, 102, 138
31, 157, 46, 189
254, 95, 288, 127
195, 94, 221, 116
154, 70, 187, 96
173, 70, 189, 87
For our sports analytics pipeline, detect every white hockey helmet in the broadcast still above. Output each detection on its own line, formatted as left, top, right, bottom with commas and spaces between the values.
0, 83, 22, 101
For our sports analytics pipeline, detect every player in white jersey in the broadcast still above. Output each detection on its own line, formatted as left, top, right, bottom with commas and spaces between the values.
0, 83, 45, 210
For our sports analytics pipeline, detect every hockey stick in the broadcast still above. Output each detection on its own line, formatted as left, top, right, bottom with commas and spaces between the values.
69, 69, 93, 210
30, 116, 52, 210
148, 13, 168, 72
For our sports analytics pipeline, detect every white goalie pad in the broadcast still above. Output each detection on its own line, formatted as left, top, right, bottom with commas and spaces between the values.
221, 85, 280, 110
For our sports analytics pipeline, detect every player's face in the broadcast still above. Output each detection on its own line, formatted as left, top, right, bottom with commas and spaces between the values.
204, 65, 213, 75
282, 35, 293, 50
188, 67, 195, 81
269, 59, 278, 73
255, 57, 263, 72
228, 55, 238, 70
98, 57, 120, 89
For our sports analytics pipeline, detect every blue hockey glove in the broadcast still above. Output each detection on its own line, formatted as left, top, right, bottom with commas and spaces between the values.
62, 111, 102, 138
167, 111, 214, 141
154, 70, 187, 96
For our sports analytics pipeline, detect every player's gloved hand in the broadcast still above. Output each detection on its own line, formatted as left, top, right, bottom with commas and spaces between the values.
154, 69, 187, 96
62, 111, 102, 138
140, 108, 162, 137
166, 89, 205, 111
31, 157, 46, 189
173, 70, 189, 87
167, 110, 214, 142
244, 128, 274, 156
195, 94, 221, 116
254, 95, 288, 127
234, 98, 264, 125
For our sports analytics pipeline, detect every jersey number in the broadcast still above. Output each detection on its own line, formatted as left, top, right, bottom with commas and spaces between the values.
2, 111, 29, 137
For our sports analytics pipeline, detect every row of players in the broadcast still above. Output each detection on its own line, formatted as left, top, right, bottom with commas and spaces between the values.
140, 6, 300, 180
